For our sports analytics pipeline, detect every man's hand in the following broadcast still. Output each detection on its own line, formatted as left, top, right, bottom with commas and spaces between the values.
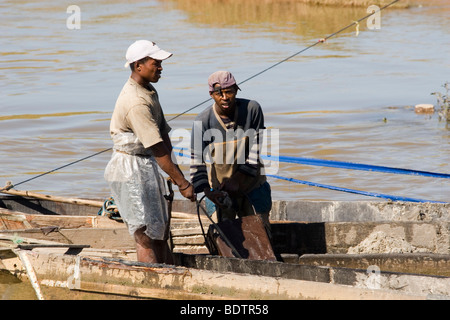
179, 182, 196, 202
204, 188, 229, 208
151, 141, 196, 202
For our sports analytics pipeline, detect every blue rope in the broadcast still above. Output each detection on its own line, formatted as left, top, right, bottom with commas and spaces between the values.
262, 155, 450, 179
174, 147, 450, 179
268, 174, 447, 204
173, 147, 448, 203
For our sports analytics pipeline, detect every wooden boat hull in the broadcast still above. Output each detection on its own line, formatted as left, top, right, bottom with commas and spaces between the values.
10, 248, 444, 300
1, 195, 450, 300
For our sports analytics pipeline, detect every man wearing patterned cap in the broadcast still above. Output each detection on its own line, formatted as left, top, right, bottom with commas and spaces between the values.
190, 70, 272, 232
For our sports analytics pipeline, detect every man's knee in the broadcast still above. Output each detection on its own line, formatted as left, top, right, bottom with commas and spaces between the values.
134, 227, 157, 248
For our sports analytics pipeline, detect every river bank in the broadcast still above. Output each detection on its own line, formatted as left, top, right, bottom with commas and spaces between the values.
200, 0, 449, 8
273, 0, 412, 7
173, 0, 425, 9
288, 0, 415, 8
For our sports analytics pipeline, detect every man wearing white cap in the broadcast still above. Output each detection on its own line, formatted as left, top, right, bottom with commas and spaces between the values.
105, 40, 195, 264
190, 71, 272, 234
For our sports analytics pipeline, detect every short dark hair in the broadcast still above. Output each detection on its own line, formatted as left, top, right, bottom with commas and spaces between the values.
130, 56, 150, 71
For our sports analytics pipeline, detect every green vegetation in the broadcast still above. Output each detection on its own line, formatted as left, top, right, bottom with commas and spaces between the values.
432, 82, 450, 122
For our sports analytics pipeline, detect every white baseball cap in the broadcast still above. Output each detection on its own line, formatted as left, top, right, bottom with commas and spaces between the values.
124, 40, 172, 68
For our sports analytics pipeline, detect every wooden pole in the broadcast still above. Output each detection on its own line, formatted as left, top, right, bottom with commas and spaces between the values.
1, 183, 197, 219
15, 249, 45, 300
0, 187, 104, 208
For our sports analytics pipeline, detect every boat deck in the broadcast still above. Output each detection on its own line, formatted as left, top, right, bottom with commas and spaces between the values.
1, 195, 449, 300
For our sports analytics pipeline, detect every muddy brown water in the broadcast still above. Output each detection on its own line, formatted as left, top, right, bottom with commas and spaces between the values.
1, 0, 448, 205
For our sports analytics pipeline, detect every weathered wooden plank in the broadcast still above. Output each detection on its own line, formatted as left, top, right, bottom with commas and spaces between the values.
0, 207, 32, 216
1, 188, 103, 208
26, 252, 430, 300
57, 228, 135, 250
1, 228, 135, 250
172, 245, 209, 254
0, 208, 33, 230
172, 235, 206, 245
298, 253, 450, 277
171, 211, 202, 220
171, 227, 206, 237
77, 281, 220, 300
1, 206, 125, 230
18, 244, 90, 250
25, 214, 125, 229
0, 233, 66, 246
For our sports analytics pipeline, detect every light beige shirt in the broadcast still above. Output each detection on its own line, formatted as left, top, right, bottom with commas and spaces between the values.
110, 77, 171, 149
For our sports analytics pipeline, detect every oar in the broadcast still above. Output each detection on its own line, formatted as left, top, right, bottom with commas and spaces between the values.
1, 181, 195, 219
1, 181, 103, 207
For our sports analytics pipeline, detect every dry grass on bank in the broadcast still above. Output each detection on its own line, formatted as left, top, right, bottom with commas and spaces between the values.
189, 0, 422, 9
299, 0, 414, 8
